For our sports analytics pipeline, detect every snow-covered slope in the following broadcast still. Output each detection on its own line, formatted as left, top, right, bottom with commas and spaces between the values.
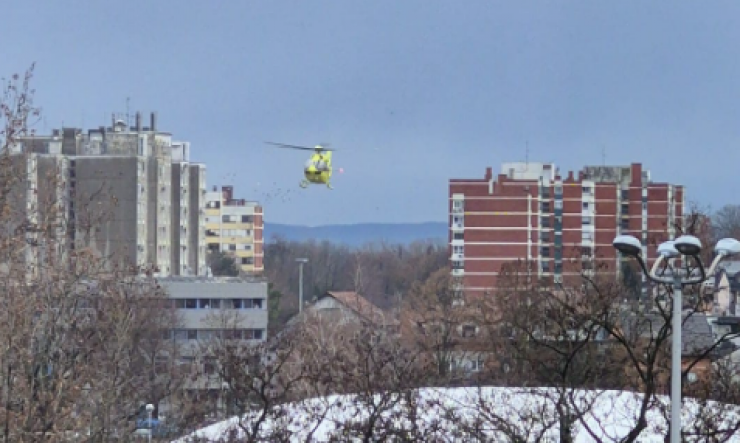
173, 387, 740, 442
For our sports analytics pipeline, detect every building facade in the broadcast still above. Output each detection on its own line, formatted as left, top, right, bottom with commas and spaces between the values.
159, 276, 269, 345
171, 142, 208, 276
205, 185, 264, 275
13, 112, 208, 276
449, 162, 684, 297
157, 276, 269, 418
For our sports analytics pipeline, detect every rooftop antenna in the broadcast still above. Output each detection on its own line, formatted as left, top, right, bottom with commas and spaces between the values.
602, 145, 606, 166
126, 97, 130, 126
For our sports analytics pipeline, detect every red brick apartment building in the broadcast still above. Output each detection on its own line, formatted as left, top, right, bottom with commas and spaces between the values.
449, 162, 684, 297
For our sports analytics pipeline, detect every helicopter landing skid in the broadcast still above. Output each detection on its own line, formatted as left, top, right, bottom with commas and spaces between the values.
299, 179, 310, 189
327, 183, 333, 190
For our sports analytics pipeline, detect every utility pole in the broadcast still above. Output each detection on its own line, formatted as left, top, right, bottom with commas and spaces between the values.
296, 258, 308, 312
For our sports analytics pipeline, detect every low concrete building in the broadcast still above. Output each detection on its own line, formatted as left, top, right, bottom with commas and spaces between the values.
158, 276, 269, 347
156, 276, 269, 421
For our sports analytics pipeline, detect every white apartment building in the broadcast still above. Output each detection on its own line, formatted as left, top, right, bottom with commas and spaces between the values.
14, 112, 208, 276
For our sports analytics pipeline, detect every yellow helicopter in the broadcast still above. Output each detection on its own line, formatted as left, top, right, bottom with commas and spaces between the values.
266, 142, 337, 189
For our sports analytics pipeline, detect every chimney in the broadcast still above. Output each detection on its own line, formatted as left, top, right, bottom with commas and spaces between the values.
135, 112, 142, 131
567, 171, 574, 182
484, 167, 493, 180
150, 112, 157, 132
631, 163, 642, 186
112, 113, 116, 127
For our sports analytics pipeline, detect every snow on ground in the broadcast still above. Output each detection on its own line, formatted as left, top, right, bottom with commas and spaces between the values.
173, 387, 740, 442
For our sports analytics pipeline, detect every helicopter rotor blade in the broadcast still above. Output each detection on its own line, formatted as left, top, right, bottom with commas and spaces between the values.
265, 141, 314, 151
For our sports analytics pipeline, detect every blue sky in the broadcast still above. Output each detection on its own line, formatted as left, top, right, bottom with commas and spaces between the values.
2, 1, 740, 225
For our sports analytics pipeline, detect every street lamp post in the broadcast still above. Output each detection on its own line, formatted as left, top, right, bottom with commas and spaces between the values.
612, 234, 740, 443
296, 258, 308, 312
145, 403, 154, 443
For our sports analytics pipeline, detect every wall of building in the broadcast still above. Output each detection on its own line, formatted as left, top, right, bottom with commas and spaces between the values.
159, 277, 269, 339
188, 164, 207, 276
204, 186, 264, 275
74, 156, 139, 268
449, 162, 684, 297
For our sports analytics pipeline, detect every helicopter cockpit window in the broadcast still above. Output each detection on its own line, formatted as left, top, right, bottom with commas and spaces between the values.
305, 159, 314, 169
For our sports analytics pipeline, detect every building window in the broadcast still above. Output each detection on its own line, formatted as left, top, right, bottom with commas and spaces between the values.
453, 232, 464, 240
621, 189, 629, 200
199, 299, 220, 309
453, 245, 464, 255
231, 299, 264, 309
621, 219, 630, 230
541, 246, 550, 257
582, 232, 593, 242
582, 216, 592, 225
581, 247, 593, 257
582, 186, 592, 195
203, 357, 217, 375
554, 185, 563, 195
541, 216, 550, 228
541, 188, 550, 198
541, 202, 550, 212
582, 202, 589, 210
452, 260, 464, 269
554, 200, 563, 210
621, 204, 629, 214
452, 200, 464, 211
241, 257, 254, 265
245, 329, 264, 340
541, 231, 550, 242
241, 215, 253, 223
462, 325, 477, 338
541, 261, 550, 272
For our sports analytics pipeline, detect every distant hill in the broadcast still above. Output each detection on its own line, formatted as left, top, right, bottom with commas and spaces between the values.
264, 222, 447, 247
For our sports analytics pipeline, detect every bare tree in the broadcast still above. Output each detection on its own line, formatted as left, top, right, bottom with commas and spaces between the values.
321, 322, 426, 442
401, 267, 482, 381
712, 204, 740, 242
0, 65, 185, 442
179, 309, 331, 442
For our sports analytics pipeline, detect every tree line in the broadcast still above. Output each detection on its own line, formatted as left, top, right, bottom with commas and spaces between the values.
209, 236, 450, 331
